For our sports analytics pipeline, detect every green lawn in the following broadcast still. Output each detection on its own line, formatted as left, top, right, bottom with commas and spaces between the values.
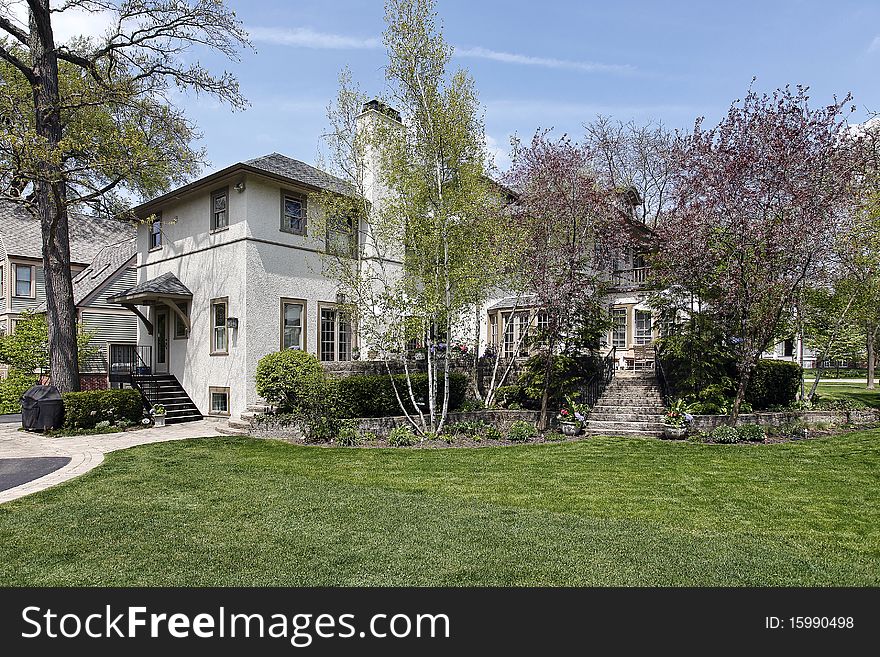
1, 433, 878, 586
814, 381, 880, 409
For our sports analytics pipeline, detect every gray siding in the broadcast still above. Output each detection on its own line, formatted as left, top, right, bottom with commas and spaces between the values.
81, 311, 138, 372
87, 267, 137, 308
10, 264, 45, 313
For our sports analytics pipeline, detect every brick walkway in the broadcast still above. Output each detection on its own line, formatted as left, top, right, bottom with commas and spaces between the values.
0, 420, 223, 504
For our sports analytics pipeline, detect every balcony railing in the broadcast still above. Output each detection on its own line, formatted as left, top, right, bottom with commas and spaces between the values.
611, 267, 649, 286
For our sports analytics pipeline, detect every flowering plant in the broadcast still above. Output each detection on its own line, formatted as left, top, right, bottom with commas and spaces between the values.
556, 395, 589, 425
664, 398, 693, 427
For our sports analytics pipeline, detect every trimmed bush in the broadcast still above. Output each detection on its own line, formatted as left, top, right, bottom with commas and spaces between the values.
507, 420, 538, 442
0, 371, 36, 414
337, 372, 467, 418
710, 425, 739, 444
255, 350, 328, 411
387, 426, 419, 447
737, 423, 765, 442
746, 360, 801, 410
62, 389, 143, 429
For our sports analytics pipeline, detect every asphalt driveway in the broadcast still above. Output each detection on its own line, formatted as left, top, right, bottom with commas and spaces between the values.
0, 414, 21, 424
0, 457, 71, 492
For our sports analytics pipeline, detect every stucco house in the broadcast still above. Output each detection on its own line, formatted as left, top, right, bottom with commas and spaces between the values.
109, 148, 376, 422
0, 202, 137, 387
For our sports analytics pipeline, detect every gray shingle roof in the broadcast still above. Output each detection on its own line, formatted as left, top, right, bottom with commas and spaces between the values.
107, 272, 192, 303
245, 153, 356, 197
0, 201, 135, 264
71, 239, 137, 305
487, 294, 539, 311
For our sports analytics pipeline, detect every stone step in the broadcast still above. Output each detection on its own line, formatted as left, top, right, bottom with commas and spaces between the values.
597, 397, 664, 405
583, 428, 665, 437
589, 412, 667, 422
592, 405, 666, 413
584, 418, 665, 429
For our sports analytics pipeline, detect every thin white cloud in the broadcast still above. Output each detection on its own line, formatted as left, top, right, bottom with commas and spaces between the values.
868, 35, 880, 53
455, 45, 634, 74
246, 25, 633, 74
247, 26, 380, 50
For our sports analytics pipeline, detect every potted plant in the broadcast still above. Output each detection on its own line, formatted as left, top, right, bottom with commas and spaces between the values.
151, 404, 167, 427
351, 347, 361, 360
556, 395, 589, 436
663, 399, 692, 438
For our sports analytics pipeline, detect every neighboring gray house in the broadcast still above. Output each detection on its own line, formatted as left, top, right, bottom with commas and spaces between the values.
0, 202, 137, 385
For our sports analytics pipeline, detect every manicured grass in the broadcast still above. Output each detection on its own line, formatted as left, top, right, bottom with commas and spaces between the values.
1, 433, 878, 586
814, 381, 880, 409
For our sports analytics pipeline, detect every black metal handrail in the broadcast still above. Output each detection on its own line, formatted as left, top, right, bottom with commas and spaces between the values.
583, 346, 616, 410
109, 345, 160, 409
654, 347, 670, 407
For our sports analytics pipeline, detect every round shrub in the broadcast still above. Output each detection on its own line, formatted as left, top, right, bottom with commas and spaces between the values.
737, 423, 765, 442
710, 425, 739, 444
255, 350, 327, 411
507, 420, 537, 442
387, 426, 419, 447
746, 360, 802, 410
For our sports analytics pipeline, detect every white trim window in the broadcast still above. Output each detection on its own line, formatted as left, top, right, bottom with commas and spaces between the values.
612, 308, 627, 348
13, 264, 34, 298
635, 309, 653, 345
209, 387, 230, 416
211, 298, 228, 354
281, 192, 306, 235
320, 306, 352, 361
282, 300, 304, 350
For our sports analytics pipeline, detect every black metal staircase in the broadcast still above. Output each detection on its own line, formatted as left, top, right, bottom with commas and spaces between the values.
131, 373, 203, 424
109, 345, 203, 424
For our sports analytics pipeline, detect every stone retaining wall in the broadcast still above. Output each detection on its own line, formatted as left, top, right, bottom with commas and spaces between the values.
246, 409, 541, 441
690, 409, 879, 431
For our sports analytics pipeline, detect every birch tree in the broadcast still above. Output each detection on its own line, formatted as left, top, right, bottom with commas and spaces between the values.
317, 0, 506, 435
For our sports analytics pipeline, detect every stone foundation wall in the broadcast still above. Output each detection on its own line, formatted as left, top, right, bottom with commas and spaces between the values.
690, 409, 879, 431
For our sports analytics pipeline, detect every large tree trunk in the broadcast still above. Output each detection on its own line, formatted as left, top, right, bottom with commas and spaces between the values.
729, 358, 756, 425
30, 1, 80, 392
867, 324, 877, 390
538, 340, 555, 431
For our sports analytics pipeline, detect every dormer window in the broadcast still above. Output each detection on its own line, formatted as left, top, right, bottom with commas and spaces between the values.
281, 191, 306, 235
211, 187, 228, 231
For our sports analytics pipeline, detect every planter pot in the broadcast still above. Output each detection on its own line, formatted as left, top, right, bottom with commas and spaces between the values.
559, 421, 581, 436
663, 425, 686, 439
153, 414, 166, 427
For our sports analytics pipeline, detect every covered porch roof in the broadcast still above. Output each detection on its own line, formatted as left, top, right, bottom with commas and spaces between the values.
107, 272, 193, 335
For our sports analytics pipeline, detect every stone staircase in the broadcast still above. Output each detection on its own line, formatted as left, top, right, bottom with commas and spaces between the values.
582, 371, 666, 437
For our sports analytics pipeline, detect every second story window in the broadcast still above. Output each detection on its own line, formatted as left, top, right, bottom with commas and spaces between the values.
327, 215, 358, 258
211, 188, 228, 231
281, 191, 306, 235
13, 264, 34, 298
149, 214, 162, 250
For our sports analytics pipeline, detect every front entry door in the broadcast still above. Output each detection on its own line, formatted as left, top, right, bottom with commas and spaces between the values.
155, 309, 169, 374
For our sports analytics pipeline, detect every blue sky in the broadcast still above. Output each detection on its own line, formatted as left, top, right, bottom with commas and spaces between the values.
178, 0, 880, 174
